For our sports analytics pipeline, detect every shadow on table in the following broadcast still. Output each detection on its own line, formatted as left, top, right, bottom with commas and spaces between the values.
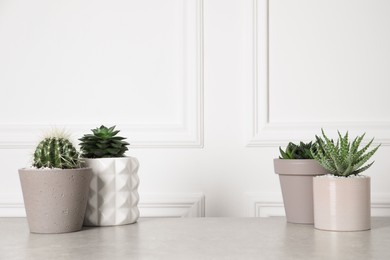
371, 218, 390, 230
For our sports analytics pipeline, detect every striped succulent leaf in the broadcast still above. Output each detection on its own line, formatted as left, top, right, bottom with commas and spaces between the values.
311, 129, 380, 177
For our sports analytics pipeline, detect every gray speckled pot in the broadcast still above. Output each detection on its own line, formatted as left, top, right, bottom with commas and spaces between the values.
18, 168, 92, 234
274, 159, 327, 224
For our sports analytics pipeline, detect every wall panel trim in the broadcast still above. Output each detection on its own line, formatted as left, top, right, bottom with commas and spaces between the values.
0, 193, 205, 218
0, 0, 204, 149
247, 0, 390, 147
245, 192, 390, 217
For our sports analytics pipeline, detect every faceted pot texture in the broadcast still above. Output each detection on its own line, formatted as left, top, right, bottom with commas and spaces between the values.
18, 168, 93, 234
83, 157, 140, 226
274, 159, 327, 224
313, 176, 371, 231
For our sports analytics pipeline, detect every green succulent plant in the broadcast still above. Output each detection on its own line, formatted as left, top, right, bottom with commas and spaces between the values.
311, 129, 380, 177
33, 137, 81, 169
79, 125, 129, 158
279, 141, 315, 159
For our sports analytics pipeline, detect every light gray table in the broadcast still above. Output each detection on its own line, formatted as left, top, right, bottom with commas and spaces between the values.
0, 217, 389, 260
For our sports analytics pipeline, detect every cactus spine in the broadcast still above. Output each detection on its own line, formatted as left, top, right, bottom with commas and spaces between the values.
33, 137, 81, 169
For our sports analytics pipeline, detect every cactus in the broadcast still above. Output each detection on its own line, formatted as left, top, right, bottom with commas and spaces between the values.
79, 125, 129, 158
279, 141, 315, 159
33, 137, 81, 169
311, 129, 380, 177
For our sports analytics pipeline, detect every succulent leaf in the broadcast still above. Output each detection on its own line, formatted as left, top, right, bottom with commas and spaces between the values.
312, 129, 380, 177
353, 161, 375, 175
79, 125, 129, 158
279, 141, 315, 159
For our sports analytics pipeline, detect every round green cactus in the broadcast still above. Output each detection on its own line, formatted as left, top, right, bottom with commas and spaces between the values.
33, 137, 81, 169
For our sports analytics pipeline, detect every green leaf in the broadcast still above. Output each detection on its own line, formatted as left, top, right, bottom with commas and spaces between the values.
79, 125, 130, 158
312, 129, 380, 176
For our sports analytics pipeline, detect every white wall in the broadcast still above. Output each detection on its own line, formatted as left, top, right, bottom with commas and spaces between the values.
1, 0, 390, 218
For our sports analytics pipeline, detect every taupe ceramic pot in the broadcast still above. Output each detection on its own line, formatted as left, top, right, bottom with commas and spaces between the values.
274, 159, 327, 224
313, 176, 370, 231
19, 168, 92, 234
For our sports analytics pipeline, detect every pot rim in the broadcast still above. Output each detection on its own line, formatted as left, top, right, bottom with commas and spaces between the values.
273, 158, 327, 176
313, 174, 370, 181
81, 156, 136, 161
18, 167, 92, 172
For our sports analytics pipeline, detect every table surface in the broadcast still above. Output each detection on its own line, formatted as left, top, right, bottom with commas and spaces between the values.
1, 217, 389, 260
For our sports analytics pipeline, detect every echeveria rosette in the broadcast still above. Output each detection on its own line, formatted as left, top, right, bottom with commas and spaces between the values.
79, 125, 129, 158
279, 141, 315, 159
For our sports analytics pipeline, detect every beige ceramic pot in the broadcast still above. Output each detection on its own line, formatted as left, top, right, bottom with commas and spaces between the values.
313, 175, 371, 231
19, 168, 93, 234
274, 159, 327, 224
83, 157, 140, 226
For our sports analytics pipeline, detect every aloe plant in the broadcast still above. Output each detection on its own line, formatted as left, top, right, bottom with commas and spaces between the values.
33, 136, 81, 169
279, 141, 315, 159
79, 125, 129, 158
311, 129, 380, 177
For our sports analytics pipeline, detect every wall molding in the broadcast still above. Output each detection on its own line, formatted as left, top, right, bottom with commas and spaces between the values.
0, 193, 205, 218
247, 0, 390, 147
245, 192, 390, 218
0, 0, 204, 149
139, 193, 205, 218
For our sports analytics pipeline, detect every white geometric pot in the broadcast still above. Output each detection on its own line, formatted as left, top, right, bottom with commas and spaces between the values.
313, 175, 370, 231
83, 157, 140, 226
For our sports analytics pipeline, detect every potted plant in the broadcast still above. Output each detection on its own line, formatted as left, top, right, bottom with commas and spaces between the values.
79, 125, 140, 226
311, 129, 380, 231
18, 132, 93, 234
274, 141, 327, 224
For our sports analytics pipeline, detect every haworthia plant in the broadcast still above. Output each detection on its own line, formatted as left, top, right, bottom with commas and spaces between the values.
311, 129, 380, 177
